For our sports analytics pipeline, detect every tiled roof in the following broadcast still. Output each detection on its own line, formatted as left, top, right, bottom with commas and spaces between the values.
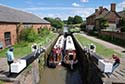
96, 11, 121, 20
86, 8, 108, 19
118, 11, 125, 18
0, 5, 50, 24
96, 11, 109, 19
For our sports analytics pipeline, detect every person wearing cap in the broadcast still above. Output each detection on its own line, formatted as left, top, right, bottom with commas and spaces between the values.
6, 47, 15, 74
112, 54, 120, 72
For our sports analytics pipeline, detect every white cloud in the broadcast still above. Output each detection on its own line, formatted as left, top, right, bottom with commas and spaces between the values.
118, 1, 125, 8
72, 2, 80, 7
30, 1, 125, 20
23, 7, 84, 11
80, 0, 88, 3
71, 8, 94, 20
22, 7, 95, 20
103, 1, 125, 12
117, 1, 125, 11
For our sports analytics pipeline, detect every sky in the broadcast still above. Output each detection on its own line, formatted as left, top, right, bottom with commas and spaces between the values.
0, 0, 125, 20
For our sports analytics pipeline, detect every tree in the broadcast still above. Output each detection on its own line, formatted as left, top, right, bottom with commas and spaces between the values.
16, 22, 23, 43
44, 17, 64, 29
80, 22, 86, 31
73, 15, 83, 24
20, 27, 38, 42
67, 16, 74, 24
119, 18, 125, 32
52, 20, 64, 29
39, 28, 50, 37
99, 18, 109, 32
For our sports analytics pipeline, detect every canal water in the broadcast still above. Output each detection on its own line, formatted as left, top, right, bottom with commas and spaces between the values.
63, 26, 68, 33
39, 64, 83, 84
39, 29, 83, 84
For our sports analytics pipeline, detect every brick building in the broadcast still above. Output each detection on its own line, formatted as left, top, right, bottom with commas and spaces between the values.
86, 3, 122, 31
0, 5, 51, 49
95, 3, 121, 31
86, 6, 108, 30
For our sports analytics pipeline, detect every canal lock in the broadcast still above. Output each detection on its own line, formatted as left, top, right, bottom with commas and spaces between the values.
38, 33, 104, 84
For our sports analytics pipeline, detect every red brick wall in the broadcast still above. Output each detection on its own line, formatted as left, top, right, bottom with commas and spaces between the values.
41, 24, 51, 30
86, 15, 96, 25
0, 23, 17, 48
0, 23, 51, 49
100, 31, 125, 40
106, 12, 120, 23
33, 24, 51, 32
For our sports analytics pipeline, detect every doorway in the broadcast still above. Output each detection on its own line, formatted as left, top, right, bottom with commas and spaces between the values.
4, 32, 11, 47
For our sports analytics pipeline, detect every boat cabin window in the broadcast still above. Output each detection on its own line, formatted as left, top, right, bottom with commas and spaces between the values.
68, 41, 71, 43
69, 55, 73, 60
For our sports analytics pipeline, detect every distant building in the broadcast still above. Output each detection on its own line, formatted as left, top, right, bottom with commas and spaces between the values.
0, 5, 51, 49
55, 17, 61, 21
95, 3, 121, 31
86, 6, 108, 31
86, 3, 122, 32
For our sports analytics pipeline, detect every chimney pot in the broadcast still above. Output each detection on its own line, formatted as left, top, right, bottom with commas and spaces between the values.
95, 9, 98, 13
99, 6, 103, 12
111, 3, 116, 12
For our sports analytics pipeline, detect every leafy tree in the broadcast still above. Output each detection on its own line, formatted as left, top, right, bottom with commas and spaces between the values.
63, 20, 68, 24
73, 15, 83, 24
16, 22, 23, 43
80, 22, 86, 31
52, 20, 64, 29
119, 18, 125, 32
67, 16, 74, 24
39, 28, 50, 37
98, 18, 109, 32
67, 15, 83, 24
20, 27, 38, 42
44, 17, 64, 29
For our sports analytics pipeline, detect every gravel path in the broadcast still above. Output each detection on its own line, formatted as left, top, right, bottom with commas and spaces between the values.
79, 33, 125, 56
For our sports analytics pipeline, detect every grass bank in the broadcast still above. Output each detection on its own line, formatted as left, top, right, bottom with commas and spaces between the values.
75, 34, 121, 58
0, 81, 3, 84
0, 32, 57, 58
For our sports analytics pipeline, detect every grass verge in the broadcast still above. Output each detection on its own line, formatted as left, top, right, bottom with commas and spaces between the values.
0, 81, 3, 84
0, 32, 57, 58
75, 34, 121, 58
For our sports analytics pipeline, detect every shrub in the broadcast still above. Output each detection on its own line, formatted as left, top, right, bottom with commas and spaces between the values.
80, 23, 86, 31
98, 35, 125, 47
39, 28, 50, 37
121, 26, 125, 32
20, 27, 38, 42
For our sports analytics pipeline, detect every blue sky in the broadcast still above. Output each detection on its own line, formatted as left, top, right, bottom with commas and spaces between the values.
0, 0, 125, 20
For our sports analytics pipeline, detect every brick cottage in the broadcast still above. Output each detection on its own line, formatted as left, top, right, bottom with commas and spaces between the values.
86, 3, 124, 32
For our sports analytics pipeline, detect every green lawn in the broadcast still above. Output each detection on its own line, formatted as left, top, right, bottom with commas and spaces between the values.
75, 34, 121, 58
0, 81, 3, 84
0, 32, 57, 58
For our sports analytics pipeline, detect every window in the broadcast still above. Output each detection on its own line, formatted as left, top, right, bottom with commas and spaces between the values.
4, 32, 11, 47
